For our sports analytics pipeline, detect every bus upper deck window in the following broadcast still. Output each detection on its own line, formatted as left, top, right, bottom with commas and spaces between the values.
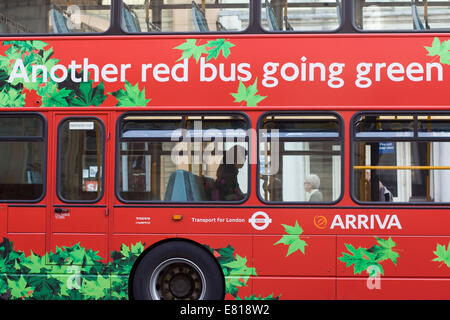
260, 0, 342, 32
0, 1, 111, 34
258, 114, 343, 203
121, 0, 250, 32
353, 0, 450, 31
352, 113, 450, 204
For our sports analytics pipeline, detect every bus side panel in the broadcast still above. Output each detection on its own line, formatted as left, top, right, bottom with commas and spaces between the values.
253, 235, 336, 276
4, 233, 46, 257
0, 205, 6, 238
253, 277, 335, 300
110, 233, 177, 261
181, 234, 253, 300
253, 235, 336, 300
336, 236, 450, 299
50, 234, 108, 265
1, 206, 46, 257
337, 278, 450, 300
8, 207, 46, 233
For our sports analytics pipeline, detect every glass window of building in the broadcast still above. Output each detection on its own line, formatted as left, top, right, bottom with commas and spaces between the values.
0, 0, 111, 34
354, 0, 450, 31
122, 0, 249, 32
261, 0, 342, 31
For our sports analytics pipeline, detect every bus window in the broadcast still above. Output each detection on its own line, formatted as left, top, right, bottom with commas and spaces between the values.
0, 115, 45, 201
58, 118, 104, 202
260, 0, 342, 32
353, 0, 450, 31
118, 114, 249, 202
258, 114, 342, 203
353, 114, 450, 203
121, 0, 250, 32
0, 0, 111, 34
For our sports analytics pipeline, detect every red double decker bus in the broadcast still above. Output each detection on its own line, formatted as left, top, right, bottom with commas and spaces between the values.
1, 0, 450, 301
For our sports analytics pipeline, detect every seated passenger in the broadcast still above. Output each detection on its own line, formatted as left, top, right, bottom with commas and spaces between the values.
304, 174, 323, 202
365, 169, 393, 202
211, 146, 247, 201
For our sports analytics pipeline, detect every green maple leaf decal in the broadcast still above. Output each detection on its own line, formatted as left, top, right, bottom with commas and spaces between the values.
110, 81, 151, 106
222, 254, 256, 278
7, 276, 32, 299
231, 79, 266, 107
21, 251, 47, 273
216, 245, 236, 265
37, 83, 72, 107
425, 37, 450, 65
205, 39, 235, 61
225, 276, 243, 296
174, 39, 208, 63
367, 237, 399, 265
3, 40, 48, 53
71, 80, 107, 106
274, 221, 308, 256
339, 244, 384, 276
432, 241, 450, 268
0, 87, 25, 107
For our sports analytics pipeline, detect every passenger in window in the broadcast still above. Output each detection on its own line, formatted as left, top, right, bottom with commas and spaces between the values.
261, 173, 282, 201
365, 170, 393, 202
212, 145, 247, 201
304, 174, 323, 202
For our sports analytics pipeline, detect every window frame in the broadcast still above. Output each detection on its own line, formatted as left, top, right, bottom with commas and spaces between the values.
56, 116, 106, 204
0, 1, 114, 37
114, 111, 252, 204
350, 110, 450, 206
119, 0, 252, 34
351, 0, 450, 33
259, 0, 345, 33
0, 112, 47, 203
256, 111, 345, 205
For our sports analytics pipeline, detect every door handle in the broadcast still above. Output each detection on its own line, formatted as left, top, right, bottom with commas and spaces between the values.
54, 208, 70, 214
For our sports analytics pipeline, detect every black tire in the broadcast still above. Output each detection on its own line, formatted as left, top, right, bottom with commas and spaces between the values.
132, 241, 224, 300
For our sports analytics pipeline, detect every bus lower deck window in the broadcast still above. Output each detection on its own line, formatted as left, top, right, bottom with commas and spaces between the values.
118, 114, 249, 202
258, 113, 342, 203
0, 115, 45, 201
353, 114, 450, 203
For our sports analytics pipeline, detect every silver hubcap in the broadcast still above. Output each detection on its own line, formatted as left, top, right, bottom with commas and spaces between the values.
149, 258, 206, 300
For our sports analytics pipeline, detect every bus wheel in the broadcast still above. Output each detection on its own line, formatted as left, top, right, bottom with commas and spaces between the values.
132, 241, 224, 300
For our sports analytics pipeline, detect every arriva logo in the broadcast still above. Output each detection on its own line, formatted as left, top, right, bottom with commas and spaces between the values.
329, 214, 402, 230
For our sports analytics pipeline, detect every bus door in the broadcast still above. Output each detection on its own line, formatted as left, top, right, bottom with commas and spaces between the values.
50, 114, 109, 265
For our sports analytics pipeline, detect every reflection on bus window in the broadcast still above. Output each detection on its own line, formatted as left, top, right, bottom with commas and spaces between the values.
0, 0, 111, 34
261, 0, 342, 31
354, 0, 450, 31
122, 0, 249, 32
118, 114, 249, 202
0, 115, 45, 201
259, 114, 342, 202
353, 114, 450, 203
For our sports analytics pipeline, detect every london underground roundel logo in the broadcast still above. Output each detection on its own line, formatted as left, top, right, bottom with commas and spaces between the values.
249, 211, 272, 230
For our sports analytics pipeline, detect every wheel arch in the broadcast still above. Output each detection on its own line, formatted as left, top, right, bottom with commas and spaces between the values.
127, 237, 225, 300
